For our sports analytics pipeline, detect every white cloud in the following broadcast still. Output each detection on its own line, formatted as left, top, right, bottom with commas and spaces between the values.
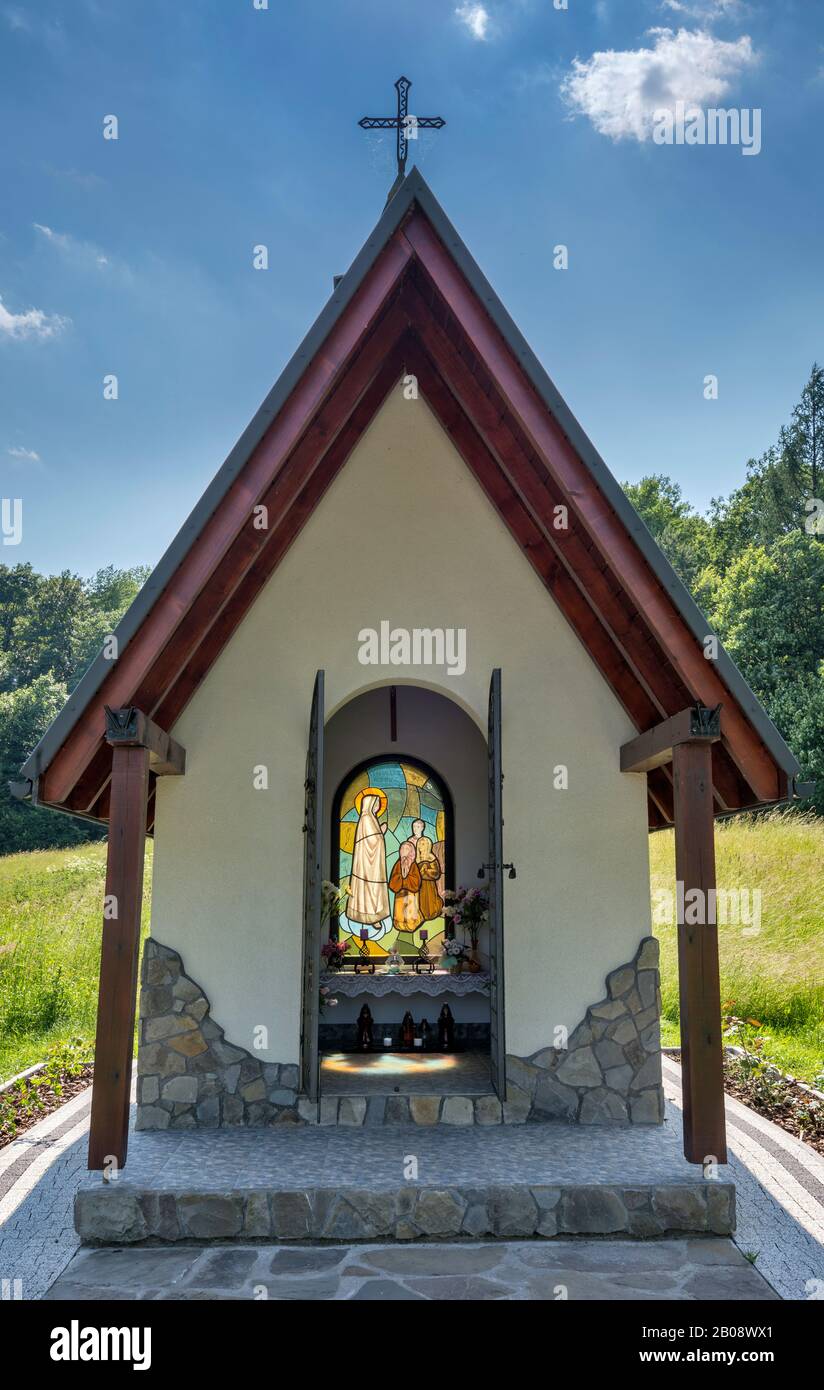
661, 1, 745, 18
3, 6, 29, 32
7, 445, 40, 462
561, 27, 757, 142
3, 5, 65, 46
455, 4, 490, 41
0, 294, 69, 341
34, 222, 110, 269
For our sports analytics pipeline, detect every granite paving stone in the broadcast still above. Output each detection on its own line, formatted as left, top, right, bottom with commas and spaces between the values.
43, 1238, 778, 1300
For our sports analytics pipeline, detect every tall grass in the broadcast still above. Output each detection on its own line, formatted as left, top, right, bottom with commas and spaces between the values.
651, 810, 824, 1084
0, 842, 152, 1081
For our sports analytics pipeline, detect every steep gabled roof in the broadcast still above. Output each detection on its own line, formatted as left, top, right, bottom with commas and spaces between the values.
13, 168, 803, 831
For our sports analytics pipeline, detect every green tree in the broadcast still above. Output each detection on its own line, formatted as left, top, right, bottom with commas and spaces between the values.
9, 572, 88, 688
698, 532, 824, 807
711, 364, 824, 566
70, 565, 149, 686
0, 563, 149, 854
0, 674, 104, 853
623, 474, 713, 591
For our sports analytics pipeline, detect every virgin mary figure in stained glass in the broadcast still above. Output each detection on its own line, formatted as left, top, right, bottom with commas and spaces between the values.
346, 790, 392, 938
336, 759, 449, 953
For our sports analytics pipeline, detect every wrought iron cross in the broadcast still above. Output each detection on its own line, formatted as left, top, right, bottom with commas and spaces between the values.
359, 76, 445, 188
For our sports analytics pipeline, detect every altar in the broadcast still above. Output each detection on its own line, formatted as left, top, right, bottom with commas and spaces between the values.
320, 970, 491, 998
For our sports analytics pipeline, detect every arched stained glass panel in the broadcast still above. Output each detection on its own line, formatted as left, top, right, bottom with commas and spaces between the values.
333, 757, 450, 957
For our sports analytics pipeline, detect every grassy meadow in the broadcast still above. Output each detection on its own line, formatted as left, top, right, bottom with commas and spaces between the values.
652, 811, 824, 1085
0, 841, 152, 1082
0, 812, 821, 1085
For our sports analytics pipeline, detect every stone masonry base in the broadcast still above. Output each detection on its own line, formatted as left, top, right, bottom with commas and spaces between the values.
136, 935, 664, 1129
75, 1180, 734, 1244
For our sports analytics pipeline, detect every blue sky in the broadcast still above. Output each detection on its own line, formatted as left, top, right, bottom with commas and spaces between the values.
1, 0, 822, 577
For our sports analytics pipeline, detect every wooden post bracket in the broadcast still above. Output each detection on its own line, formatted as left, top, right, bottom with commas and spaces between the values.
104, 705, 186, 776
620, 704, 721, 775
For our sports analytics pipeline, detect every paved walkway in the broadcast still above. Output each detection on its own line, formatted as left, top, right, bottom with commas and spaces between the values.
662, 1055, 824, 1302
72, 1107, 717, 1189
43, 1236, 776, 1301
1, 1066, 822, 1300
0, 1085, 91, 1302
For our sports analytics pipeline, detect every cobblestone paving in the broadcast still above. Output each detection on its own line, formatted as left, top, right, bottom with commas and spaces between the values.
75, 1104, 704, 1190
0, 1087, 91, 1302
662, 1056, 824, 1303
42, 1237, 778, 1301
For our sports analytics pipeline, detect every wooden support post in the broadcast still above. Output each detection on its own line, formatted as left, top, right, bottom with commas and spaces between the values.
672, 740, 727, 1165
88, 742, 150, 1170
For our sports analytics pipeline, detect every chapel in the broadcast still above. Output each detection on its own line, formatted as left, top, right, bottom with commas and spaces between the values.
12, 164, 805, 1171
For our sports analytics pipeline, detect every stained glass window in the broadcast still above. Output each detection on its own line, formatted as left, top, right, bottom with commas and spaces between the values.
334, 758, 450, 957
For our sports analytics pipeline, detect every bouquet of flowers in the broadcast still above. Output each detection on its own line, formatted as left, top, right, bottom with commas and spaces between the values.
443, 885, 489, 951
319, 984, 338, 1013
321, 940, 347, 970
321, 880, 350, 927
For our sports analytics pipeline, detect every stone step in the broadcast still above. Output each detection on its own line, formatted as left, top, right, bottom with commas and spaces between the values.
75, 1177, 734, 1245
304, 1094, 507, 1125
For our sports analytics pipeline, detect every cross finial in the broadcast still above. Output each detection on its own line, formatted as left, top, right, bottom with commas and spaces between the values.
359, 76, 445, 203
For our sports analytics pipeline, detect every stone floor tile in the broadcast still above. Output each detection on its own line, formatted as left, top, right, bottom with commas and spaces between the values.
269, 1247, 349, 1274
682, 1237, 756, 1266
42, 1283, 149, 1301
181, 1248, 260, 1288
60, 1246, 199, 1286
523, 1272, 667, 1301
513, 1239, 684, 1272
405, 1275, 512, 1299
681, 1265, 779, 1300
259, 1275, 342, 1300
321, 1050, 493, 1097
360, 1245, 504, 1275
349, 1278, 427, 1299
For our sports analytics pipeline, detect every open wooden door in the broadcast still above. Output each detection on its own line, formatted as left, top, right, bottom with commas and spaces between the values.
299, 670, 325, 1103
487, 668, 507, 1101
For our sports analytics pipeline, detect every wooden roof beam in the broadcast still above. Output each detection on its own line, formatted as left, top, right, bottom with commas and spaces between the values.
104, 707, 186, 776
621, 705, 721, 775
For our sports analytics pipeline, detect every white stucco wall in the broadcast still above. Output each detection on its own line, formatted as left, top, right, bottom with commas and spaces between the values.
151, 387, 651, 1062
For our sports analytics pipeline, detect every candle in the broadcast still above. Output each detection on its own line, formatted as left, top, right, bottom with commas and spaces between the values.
383, 1035, 392, 1048
360, 928, 368, 941
420, 929, 428, 941
414, 1037, 422, 1048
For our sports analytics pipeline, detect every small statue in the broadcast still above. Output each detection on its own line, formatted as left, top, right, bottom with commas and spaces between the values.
438, 1003, 455, 1052
401, 1010, 415, 1049
419, 1017, 431, 1051
356, 1003, 374, 1051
